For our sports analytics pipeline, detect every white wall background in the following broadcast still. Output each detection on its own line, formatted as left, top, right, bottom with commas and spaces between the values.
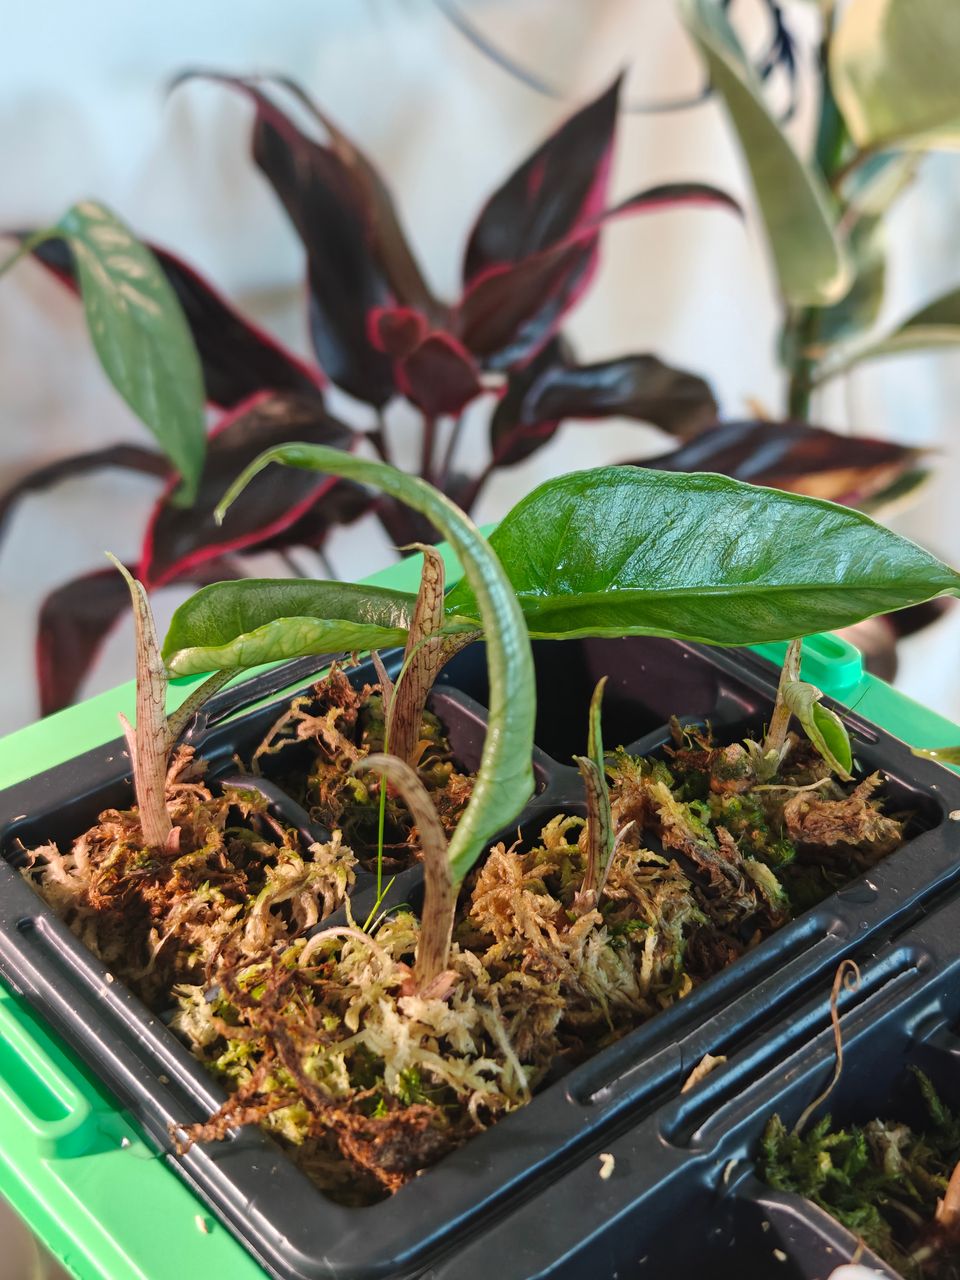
1, 5, 960, 1271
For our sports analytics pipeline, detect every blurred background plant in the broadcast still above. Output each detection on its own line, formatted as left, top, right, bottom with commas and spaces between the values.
0, 0, 958, 732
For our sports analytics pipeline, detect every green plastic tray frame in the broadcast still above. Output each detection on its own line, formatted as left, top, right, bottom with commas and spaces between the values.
1, 549, 957, 1280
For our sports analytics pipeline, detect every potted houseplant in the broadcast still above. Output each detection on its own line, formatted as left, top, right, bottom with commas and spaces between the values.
3, 447, 959, 1277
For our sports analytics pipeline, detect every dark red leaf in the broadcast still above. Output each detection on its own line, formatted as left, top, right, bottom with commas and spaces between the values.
368, 306, 429, 358
36, 566, 136, 717
634, 419, 923, 506
181, 74, 395, 407
463, 76, 621, 284
37, 555, 246, 717
491, 341, 717, 466
266, 76, 442, 320
395, 333, 484, 418
139, 390, 356, 587
27, 236, 322, 409
254, 477, 373, 552
457, 184, 740, 368
0, 444, 170, 553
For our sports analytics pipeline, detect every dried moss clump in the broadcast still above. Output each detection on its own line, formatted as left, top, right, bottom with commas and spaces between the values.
760, 1070, 960, 1279
251, 667, 474, 870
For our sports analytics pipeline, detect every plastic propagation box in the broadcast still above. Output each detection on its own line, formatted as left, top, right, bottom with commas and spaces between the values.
0, 550, 958, 1280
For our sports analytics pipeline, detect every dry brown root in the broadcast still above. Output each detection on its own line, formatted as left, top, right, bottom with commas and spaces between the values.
252, 666, 474, 869
21, 746, 357, 1007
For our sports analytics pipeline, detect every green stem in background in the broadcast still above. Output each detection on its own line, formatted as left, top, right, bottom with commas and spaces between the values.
438, 413, 466, 490
782, 6, 848, 422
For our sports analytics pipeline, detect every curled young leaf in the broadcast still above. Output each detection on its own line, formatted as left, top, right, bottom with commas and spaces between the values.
163, 579, 421, 675
209, 444, 536, 884
55, 202, 207, 502
107, 555, 173, 849
388, 545, 447, 766
394, 333, 484, 418
353, 753, 456, 988
782, 680, 854, 780
445, 467, 960, 644
573, 676, 614, 911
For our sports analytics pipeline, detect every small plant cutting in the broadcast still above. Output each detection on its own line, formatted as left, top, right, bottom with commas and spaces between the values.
18, 450, 960, 1201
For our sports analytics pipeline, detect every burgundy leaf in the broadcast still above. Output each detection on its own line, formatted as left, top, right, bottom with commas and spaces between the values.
395, 333, 484, 418
457, 184, 740, 369
254, 477, 373, 552
0, 444, 170, 553
139, 390, 355, 587
368, 305, 429, 358
36, 566, 137, 718
464, 75, 621, 284
266, 76, 441, 319
491, 341, 717, 466
182, 74, 395, 406
634, 419, 924, 507
27, 237, 322, 409
37, 555, 246, 717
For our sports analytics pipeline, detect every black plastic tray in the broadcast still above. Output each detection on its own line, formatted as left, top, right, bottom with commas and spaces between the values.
0, 637, 958, 1280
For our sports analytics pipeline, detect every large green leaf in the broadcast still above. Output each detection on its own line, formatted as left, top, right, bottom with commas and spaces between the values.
209, 445, 536, 883
677, 0, 849, 306
830, 0, 960, 150
56, 202, 206, 503
445, 468, 960, 643
163, 579, 422, 675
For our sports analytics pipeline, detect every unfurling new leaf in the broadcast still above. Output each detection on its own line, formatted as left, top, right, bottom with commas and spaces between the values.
782, 681, 854, 781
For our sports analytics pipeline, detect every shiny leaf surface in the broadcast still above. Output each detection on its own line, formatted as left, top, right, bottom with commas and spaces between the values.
445, 466, 960, 643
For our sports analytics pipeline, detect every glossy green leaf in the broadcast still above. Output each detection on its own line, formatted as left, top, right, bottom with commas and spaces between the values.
163, 579, 423, 675
830, 0, 960, 150
782, 680, 854, 779
56, 202, 206, 502
445, 467, 960, 644
209, 444, 536, 883
677, 0, 849, 305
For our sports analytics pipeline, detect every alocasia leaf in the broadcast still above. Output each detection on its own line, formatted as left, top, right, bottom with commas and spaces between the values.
204, 443, 536, 882
139, 390, 355, 587
463, 75, 621, 283
491, 343, 717, 465
446, 467, 960, 643
830, 0, 960, 150
29, 236, 324, 409
636, 419, 922, 507
677, 0, 849, 306
457, 185, 740, 368
163, 579, 421, 675
54, 202, 207, 503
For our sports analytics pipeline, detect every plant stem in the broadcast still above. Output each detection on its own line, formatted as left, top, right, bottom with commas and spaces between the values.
785, 308, 820, 421
420, 415, 437, 485
438, 413, 465, 490
368, 409, 393, 465
456, 461, 495, 515
764, 637, 803, 760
